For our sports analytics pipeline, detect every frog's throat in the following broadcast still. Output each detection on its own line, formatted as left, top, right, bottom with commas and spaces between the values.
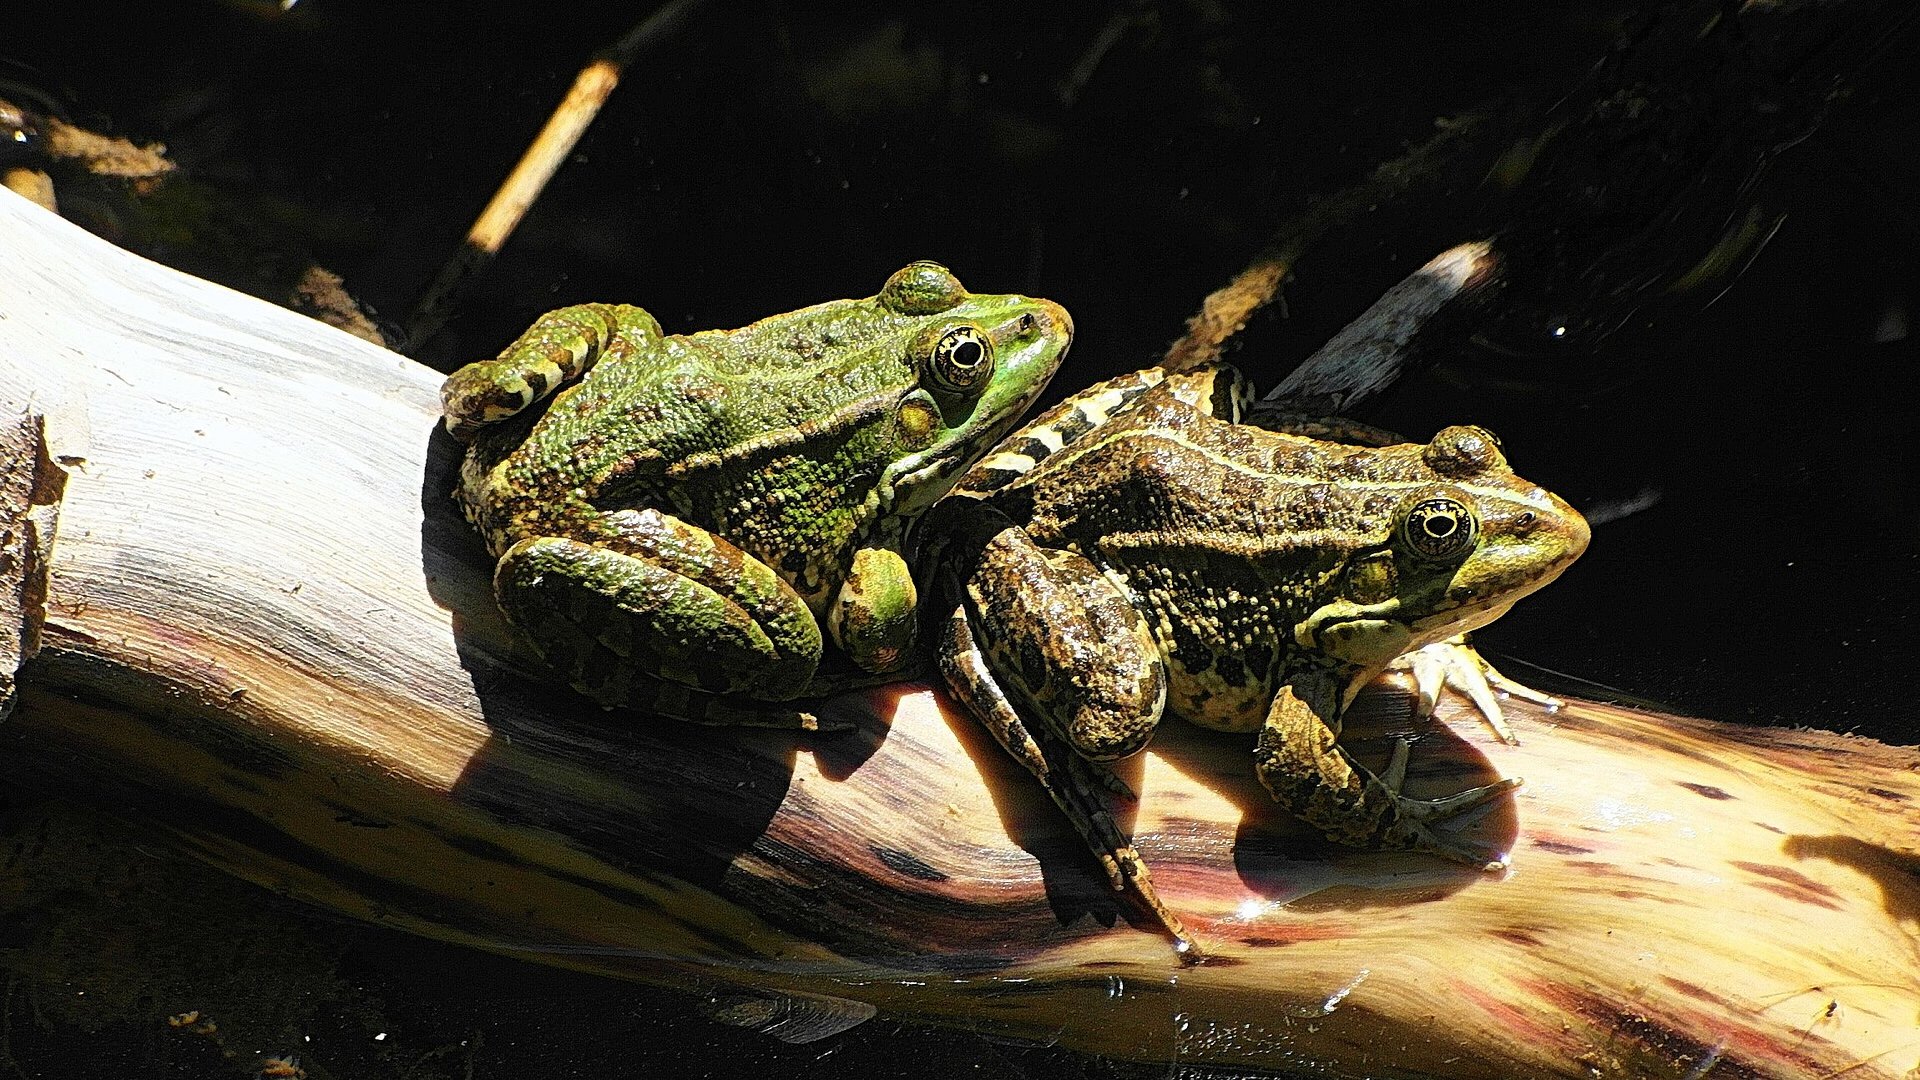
1297, 587, 1531, 664
1295, 602, 1416, 668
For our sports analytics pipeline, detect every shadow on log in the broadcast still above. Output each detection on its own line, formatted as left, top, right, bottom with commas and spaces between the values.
2, 189, 1917, 1078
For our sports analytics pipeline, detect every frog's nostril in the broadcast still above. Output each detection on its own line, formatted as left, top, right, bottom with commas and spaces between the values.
1042, 299, 1074, 343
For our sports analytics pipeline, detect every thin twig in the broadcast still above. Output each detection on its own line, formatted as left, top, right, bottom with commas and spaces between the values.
405, 0, 711, 348
1055, 1, 1149, 108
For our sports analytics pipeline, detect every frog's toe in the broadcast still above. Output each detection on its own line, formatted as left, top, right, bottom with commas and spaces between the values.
1398, 774, 1524, 822
1404, 821, 1515, 873
797, 710, 861, 734
1399, 645, 1450, 720
1073, 754, 1137, 801
1387, 778, 1523, 872
1396, 639, 1521, 745
1476, 654, 1563, 709
1372, 737, 1521, 870
1083, 811, 1133, 893
1049, 757, 1201, 958
1096, 834, 1203, 961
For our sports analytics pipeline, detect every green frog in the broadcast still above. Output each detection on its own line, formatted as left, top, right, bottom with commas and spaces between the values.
927, 367, 1589, 955
442, 261, 1072, 728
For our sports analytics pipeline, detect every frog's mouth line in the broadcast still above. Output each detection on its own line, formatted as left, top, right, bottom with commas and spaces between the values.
889, 451, 969, 501
888, 411, 1032, 502
1409, 556, 1582, 637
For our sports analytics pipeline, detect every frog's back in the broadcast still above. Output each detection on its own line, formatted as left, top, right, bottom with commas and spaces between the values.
465, 299, 923, 571
1017, 397, 1408, 558
552, 303, 916, 487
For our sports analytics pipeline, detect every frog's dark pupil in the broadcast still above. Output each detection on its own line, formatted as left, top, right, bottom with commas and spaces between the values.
1424, 514, 1456, 538
953, 339, 983, 367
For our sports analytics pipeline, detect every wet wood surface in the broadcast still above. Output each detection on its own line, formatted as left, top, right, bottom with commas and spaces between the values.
3, 188, 1917, 1078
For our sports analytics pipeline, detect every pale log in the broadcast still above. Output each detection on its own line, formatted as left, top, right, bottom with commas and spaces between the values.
2, 188, 1916, 1078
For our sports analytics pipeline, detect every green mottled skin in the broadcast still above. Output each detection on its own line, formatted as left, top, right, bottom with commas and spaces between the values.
442, 262, 1071, 725
928, 366, 1589, 954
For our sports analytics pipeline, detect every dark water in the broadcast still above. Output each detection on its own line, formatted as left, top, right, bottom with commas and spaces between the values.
3, 1, 1915, 1076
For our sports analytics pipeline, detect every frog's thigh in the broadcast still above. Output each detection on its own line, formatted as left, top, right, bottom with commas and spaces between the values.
957, 366, 1249, 498
1239, 409, 1402, 446
965, 529, 1166, 761
495, 515, 821, 699
830, 547, 917, 674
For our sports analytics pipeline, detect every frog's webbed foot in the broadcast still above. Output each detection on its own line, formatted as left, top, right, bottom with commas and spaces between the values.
1082, 757, 1138, 801
1373, 737, 1522, 871
937, 605, 1200, 961
1256, 678, 1521, 874
1394, 636, 1560, 745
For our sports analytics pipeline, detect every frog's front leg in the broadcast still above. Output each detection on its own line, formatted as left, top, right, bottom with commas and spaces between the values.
939, 524, 1199, 957
441, 303, 661, 440
1394, 635, 1565, 745
1252, 670, 1521, 870
494, 506, 831, 726
828, 547, 918, 677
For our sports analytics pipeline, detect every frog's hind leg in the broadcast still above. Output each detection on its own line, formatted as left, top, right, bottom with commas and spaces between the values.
606, 673, 843, 733
938, 605, 1200, 959
493, 509, 835, 729
1239, 410, 1404, 446
441, 303, 660, 439
937, 525, 1199, 958
959, 529, 1170, 767
952, 365, 1252, 499
1253, 676, 1521, 871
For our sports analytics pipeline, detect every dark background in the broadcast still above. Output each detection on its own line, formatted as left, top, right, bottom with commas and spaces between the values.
2, 1, 1915, 1076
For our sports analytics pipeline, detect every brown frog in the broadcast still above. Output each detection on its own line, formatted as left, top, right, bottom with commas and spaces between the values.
927, 367, 1590, 955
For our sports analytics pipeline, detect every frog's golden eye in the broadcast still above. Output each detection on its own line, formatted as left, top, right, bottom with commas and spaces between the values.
1402, 496, 1478, 560
881, 261, 968, 314
924, 325, 995, 395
